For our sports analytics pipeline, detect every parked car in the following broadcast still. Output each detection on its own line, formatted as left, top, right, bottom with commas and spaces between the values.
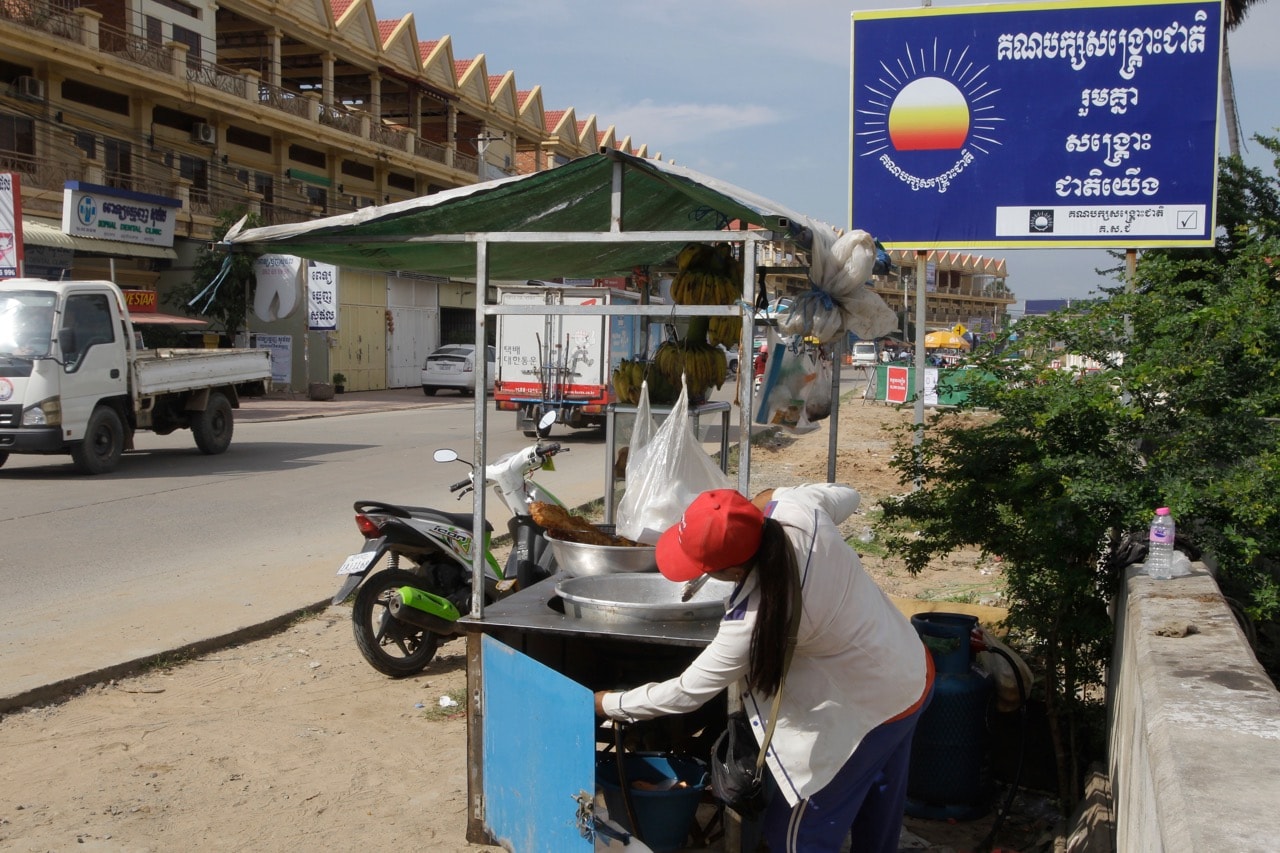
421, 344, 495, 396
718, 344, 739, 375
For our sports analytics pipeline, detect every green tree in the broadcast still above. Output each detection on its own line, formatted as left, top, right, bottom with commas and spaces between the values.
166, 208, 263, 342
877, 134, 1280, 806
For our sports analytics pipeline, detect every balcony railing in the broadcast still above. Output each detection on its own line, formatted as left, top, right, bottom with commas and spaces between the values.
186, 55, 246, 99
318, 104, 362, 136
453, 150, 478, 175
414, 136, 447, 165
369, 121, 410, 150
97, 21, 169, 74
0, 0, 80, 42
0, 147, 82, 191
258, 81, 311, 120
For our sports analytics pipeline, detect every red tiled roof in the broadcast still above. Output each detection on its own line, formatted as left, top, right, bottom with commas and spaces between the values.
517, 89, 534, 107
544, 109, 566, 131
576, 120, 587, 134
418, 40, 438, 62
330, 0, 355, 19
487, 74, 503, 95
377, 19, 400, 42
454, 59, 474, 77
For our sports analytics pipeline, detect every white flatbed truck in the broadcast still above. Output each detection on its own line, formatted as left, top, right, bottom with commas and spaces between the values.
0, 279, 271, 473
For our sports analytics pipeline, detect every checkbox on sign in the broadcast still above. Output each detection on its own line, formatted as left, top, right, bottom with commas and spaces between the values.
1177, 210, 1198, 229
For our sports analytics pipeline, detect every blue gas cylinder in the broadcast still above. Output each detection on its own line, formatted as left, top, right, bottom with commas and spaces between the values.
905, 612, 994, 820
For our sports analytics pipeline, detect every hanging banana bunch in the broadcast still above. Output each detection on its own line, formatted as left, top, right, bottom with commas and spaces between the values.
658, 241, 744, 396
611, 357, 680, 405
652, 335, 728, 401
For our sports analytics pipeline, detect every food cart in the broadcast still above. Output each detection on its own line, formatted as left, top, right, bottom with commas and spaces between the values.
223, 150, 896, 851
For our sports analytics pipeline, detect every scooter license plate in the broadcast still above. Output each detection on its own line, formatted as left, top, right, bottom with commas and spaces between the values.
336, 551, 377, 576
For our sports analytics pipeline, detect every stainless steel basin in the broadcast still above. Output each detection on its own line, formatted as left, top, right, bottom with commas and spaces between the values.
554, 574, 734, 624
545, 527, 658, 577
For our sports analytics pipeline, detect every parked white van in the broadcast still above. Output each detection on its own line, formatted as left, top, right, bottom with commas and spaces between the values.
851, 341, 879, 366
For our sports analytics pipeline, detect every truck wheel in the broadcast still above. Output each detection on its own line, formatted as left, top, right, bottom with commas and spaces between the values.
193, 391, 234, 455
0, 451, 8, 469
422, 385, 436, 396
71, 406, 124, 474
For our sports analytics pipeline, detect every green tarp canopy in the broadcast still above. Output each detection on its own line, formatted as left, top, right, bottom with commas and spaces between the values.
223, 149, 824, 279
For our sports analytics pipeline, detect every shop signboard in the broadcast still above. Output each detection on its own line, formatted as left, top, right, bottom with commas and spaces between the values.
307, 262, 338, 332
851, 0, 1223, 248
254, 334, 293, 385
0, 172, 22, 278
61, 182, 179, 247
887, 365, 910, 403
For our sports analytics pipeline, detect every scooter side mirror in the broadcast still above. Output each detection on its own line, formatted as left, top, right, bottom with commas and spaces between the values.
537, 410, 557, 430
433, 448, 459, 463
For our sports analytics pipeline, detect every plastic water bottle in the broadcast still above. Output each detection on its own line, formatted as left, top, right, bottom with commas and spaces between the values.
1147, 507, 1176, 580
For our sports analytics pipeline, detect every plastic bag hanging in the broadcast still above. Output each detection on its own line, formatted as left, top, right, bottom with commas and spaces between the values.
615, 376, 732, 544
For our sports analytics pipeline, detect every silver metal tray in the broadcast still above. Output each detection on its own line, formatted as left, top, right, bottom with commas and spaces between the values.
554, 574, 734, 624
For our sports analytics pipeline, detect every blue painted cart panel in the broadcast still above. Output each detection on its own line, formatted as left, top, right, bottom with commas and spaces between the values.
482, 634, 595, 851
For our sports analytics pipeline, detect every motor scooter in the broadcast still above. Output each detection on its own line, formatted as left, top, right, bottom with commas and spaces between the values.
333, 412, 567, 677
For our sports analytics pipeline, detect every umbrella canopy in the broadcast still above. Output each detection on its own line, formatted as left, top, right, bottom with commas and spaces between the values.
224, 150, 822, 280
924, 330, 970, 350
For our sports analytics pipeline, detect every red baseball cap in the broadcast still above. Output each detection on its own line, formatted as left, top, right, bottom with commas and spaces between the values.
656, 489, 765, 582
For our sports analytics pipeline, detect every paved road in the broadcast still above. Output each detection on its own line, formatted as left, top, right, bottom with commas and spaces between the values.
0, 370, 870, 711
0, 391, 612, 710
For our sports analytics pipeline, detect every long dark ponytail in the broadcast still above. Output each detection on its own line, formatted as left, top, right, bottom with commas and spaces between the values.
744, 518, 798, 697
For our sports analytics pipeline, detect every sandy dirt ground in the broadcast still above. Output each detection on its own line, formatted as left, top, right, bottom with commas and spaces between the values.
0, 397, 1050, 852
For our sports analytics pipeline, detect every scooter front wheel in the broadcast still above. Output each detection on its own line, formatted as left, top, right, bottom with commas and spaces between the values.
351, 567, 442, 677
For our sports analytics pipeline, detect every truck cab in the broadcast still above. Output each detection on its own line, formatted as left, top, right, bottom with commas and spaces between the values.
0, 281, 126, 456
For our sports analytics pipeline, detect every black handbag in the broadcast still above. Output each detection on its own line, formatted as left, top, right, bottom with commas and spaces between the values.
710, 711, 767, 815
709, 561, 803, 816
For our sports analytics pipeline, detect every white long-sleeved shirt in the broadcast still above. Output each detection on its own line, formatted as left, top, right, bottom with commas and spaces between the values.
601, 483, 928, 805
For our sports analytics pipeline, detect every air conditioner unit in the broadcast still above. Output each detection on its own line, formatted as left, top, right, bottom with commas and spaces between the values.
14, 76, 43, 101
192, 122, 216, 145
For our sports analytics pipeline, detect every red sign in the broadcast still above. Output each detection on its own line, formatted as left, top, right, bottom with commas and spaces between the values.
886, 366, 909, 404
123, 289, 158, 312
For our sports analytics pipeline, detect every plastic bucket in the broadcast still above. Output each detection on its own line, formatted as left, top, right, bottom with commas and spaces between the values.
596, 752, 707, 853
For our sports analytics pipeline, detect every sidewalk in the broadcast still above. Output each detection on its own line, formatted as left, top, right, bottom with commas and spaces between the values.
236, 386, 440, 422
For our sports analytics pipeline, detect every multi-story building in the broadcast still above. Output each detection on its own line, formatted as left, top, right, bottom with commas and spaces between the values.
0, 0, 651, 391
871, 249, 1016, 343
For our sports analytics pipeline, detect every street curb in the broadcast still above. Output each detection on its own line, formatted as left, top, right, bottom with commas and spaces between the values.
0, 496, 608, 716
0, 599, 333, 716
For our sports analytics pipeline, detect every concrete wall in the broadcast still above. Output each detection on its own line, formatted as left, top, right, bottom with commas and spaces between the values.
1108, 562, 1280, 852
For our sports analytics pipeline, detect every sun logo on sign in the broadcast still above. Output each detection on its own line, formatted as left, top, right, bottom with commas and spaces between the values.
857, 38, 1004, 191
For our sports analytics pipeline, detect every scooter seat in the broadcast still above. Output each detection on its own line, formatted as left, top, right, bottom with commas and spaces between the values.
354, 499, 494, 533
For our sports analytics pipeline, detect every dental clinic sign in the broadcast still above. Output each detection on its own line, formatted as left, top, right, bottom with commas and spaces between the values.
61, 182, 179, 248
850, 0, 1224, 249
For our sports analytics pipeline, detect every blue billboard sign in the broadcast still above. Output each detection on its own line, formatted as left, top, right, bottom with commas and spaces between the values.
850, 0, 1223, 248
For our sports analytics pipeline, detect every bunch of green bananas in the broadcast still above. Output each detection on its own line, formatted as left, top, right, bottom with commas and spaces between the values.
612, 358, 680, 405
670, 242, 744, 308
708, 315, 742, 348
671, 269, 740, 306
611, 358, 644, 405
653, 339, 728, 399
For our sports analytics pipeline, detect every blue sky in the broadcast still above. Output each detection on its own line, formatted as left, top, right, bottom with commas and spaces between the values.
391, 0, 1280, 304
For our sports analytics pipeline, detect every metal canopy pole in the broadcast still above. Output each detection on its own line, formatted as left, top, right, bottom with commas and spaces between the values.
737, 234, 757, 496
471, 239, 490, 619
912, 249, 927, 488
